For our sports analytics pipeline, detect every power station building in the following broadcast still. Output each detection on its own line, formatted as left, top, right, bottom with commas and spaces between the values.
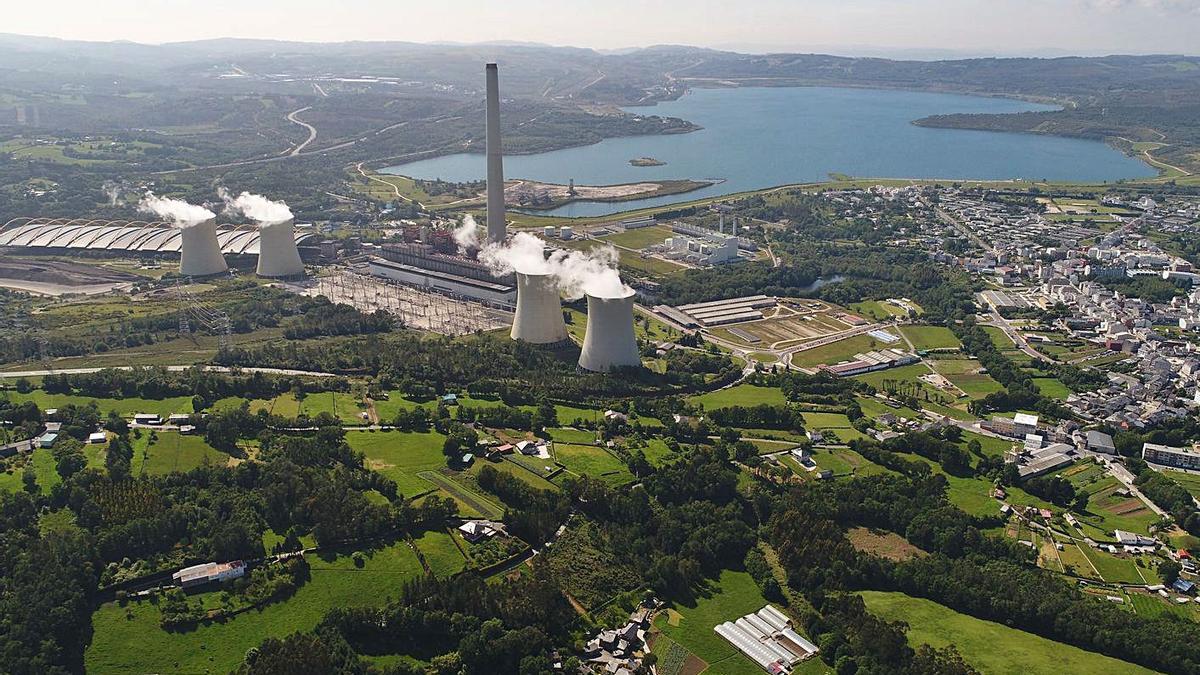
368, 243, 516, 305
364, 62, 515, 304
578, 290, 642, 372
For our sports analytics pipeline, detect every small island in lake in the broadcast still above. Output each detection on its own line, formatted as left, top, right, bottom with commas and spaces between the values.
629, 157, 666, 167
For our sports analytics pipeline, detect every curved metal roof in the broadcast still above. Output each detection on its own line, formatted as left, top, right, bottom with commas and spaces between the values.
0, 218, 316, 255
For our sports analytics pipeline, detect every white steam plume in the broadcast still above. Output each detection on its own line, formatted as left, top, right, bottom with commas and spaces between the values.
138, 192, 215, 228
453, 214, 481, 253
220, 188, 293, 223
102, 182, 123, 206
479, 231, 630, 300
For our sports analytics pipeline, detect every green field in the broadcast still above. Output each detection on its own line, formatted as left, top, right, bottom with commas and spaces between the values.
790, 334, 880, 367
132, 431, 230, 475
598, 224, 673, 249
413, 529, 467, 578
298, 391, 367, 423
688, 384, 786, 410
653, 570, 777, 675
86, 542, 425, 674
899, 325, 960, 351
860, 591, 1155, 675
982, 325, 1016, 349
1164, 470, 1200, 499
553, 443, 634, 486
3, 390, 193, 418
850, 300, 908, 321
1033, 377, 1072, 400
345, 430, 449, 497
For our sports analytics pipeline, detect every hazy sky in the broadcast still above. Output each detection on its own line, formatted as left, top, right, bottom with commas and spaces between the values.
5, 0, 1200, 56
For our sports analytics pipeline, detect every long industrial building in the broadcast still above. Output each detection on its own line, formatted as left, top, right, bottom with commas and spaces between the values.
0, 218, 317, 257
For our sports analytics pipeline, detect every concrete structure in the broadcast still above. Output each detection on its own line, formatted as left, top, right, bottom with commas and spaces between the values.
256, 218, 305, 278
578, 290, 641, 372
178, 218, 228, 277
1143, 442, 1200, 470
485, 63, 506, 245
1086, 430, 1117, 454
511, 271, 568, 344
0, 218, 316, 257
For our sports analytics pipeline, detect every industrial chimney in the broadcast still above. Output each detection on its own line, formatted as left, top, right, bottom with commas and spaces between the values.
512, 271, 568, 344
578, 289, 642, 372
179, 218, 228, 277
485, 63, 506, 245
256, 218, 305, 278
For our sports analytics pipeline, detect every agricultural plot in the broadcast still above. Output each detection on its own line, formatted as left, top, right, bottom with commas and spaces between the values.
86, 542, 425, 675
860, 591, 1155, 675
688, 384, 786, 410
1033, 377, 1072, 400
132, 431, 230, 475
850, 300, 908, 321
1074, 476, 1158, 536
598, 224, 674, 249
553, 444, 634, 486
1164, 470, 1200, 499
1128, 591, 1200, 621
5, 390, 193, 418
653, 570, 776, 675
413, 529, 467, 578
790, 334, 881, 367
929, 358, 1005, 398
298, 391, 367, 424
714, 313, 854, 349
959, 431, 1015, 458
899, 325, 960, 351
345, 430, 449, 498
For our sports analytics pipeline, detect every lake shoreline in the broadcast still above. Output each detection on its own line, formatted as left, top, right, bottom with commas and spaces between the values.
384, 85, 1157, 217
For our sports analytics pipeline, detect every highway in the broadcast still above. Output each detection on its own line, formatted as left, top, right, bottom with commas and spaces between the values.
286, 106, 318, 156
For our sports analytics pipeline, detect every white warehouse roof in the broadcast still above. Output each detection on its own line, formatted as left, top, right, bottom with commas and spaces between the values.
0, 218, 316, 256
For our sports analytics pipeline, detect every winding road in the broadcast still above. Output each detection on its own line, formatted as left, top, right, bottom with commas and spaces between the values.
286, 106, 317, 156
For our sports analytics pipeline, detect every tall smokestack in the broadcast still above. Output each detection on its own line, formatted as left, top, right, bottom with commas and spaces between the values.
179, 218, 228, 277
578, 290, 642, 373
512, 271, 568, 344
485, 63, 506, 245
256, 218, 305, 278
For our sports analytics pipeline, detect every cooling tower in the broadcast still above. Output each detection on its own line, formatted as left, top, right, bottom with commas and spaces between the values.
578, 290, 642, 372
485, 63, 506, 245
511, 271, 568, 344
179, 218, 228, 277
255, 218, 305, 278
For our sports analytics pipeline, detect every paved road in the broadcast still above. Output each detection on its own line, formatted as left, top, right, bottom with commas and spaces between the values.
985, 309, 1055, 363
934, 206, 990, 252
286, 106, 317, 156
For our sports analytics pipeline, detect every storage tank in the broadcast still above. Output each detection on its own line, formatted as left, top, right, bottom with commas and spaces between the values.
256, 218, 305, 278
578, 289, 641, 372
512, 271, 568, 344
179, 218, 227, 277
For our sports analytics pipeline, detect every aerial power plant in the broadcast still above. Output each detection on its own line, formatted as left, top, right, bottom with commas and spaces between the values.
255, 218, 306, 278
178, 218, 228, 277
511, 270, 569, 344
577, 289, 642, 372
